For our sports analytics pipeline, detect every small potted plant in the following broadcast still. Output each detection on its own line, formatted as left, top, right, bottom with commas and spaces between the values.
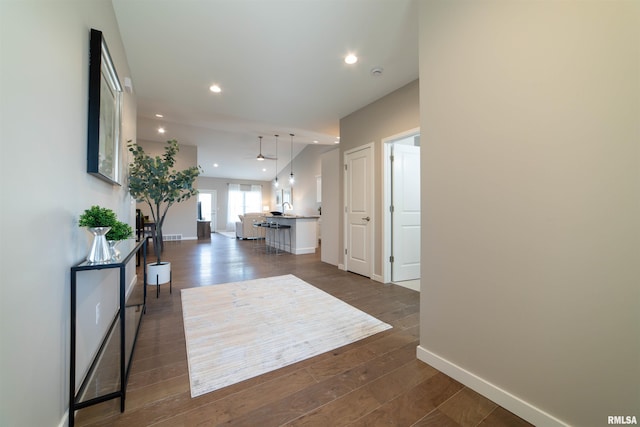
79, 205, 118, 263
106, 220, 134, 260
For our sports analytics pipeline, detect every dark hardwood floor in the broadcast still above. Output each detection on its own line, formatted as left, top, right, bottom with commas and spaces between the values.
75, 234, 532, 427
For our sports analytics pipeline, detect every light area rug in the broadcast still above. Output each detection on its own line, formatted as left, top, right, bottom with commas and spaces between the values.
181, 274, 392, 398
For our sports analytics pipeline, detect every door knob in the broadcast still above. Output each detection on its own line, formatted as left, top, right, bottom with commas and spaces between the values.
362, 216, 370, 222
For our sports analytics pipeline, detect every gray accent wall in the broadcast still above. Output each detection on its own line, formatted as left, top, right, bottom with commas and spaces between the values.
321, 148, 341, 266
418, 2, 639, 426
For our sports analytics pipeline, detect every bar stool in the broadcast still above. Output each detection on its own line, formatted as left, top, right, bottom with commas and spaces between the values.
269, 223, 292, 255
255, 222, 271, 253
252, 222, 261, 250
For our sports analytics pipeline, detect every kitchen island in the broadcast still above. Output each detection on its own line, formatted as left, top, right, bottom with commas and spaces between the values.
264, 215, 319, 254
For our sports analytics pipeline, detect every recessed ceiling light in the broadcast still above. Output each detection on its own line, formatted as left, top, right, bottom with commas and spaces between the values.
158, 127, 165, 134
334, 140, 340, 144
155, 113, 164, 118
262, 168, 267, 172
313, 140, 319, 144
209, 84, 222, 93
345, 54, 358, 65
213, 163, 219, 168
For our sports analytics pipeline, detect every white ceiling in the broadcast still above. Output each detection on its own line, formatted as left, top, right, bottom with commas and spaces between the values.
112, 0, 419, 180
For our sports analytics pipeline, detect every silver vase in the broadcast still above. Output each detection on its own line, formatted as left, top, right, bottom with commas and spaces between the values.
87, 227, 112, 263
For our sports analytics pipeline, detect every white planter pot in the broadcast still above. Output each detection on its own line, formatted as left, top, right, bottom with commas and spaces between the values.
147, 262, 171, 285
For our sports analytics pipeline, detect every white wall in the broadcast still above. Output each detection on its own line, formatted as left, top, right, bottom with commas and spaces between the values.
418, 2, 639, 427
276, 144, 333, 217
0, 1, 137, 426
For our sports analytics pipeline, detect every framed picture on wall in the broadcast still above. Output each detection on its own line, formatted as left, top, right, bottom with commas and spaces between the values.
87, 28, 122, 185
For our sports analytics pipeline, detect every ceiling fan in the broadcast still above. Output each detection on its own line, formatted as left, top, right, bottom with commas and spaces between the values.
255, 136, 277, 161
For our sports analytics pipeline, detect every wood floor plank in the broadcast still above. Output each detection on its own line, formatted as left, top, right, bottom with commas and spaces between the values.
125, 374, 191, 411
126, 360, 187, 391
351, 372, 464, 427
478, 406, 534, 427
220, 342, 422, 426
130, 347, 187, 374
412, 409, 463, 427
363, 359, 440, 406
437, 387, 498, 427
284, 386, 381, 426
363, 326, 419, 356
305, 344, 381, 382
152, 369, 318, 427
222, 374, 356, 426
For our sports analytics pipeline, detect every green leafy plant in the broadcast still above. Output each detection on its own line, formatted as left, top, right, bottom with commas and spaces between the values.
78, 205, 117, 228
106, 221, 133, 241
128, 139, 200, 264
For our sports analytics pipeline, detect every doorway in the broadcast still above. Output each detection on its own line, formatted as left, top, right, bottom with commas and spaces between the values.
344, 143, 374, 277
383, 129, 420, 290
198, 190, 218, 233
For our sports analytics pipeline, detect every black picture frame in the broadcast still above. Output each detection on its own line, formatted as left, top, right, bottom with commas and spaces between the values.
87, 28, 122, 185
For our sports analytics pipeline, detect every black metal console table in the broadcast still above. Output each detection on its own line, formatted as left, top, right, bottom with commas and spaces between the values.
69, 238, 146, 426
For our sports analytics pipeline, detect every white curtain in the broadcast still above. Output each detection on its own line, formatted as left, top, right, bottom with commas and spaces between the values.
247, 185, 262, 212
227, 184, 262, 230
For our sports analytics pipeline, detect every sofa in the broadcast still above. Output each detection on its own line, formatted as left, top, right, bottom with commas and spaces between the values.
235, 213, 267, 239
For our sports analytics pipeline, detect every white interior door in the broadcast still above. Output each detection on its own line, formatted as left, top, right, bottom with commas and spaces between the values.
345, 145, 373, 277
392, 144, 420, 281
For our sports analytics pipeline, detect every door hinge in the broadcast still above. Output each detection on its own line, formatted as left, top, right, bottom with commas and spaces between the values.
344, 164, 348, 171
389, 205, 394, 213
390, 155, 394, 162
390, 256, 394, 263
345, 249, 348, 255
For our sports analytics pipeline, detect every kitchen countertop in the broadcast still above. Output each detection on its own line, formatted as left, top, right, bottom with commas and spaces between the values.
266, 214, 320, 219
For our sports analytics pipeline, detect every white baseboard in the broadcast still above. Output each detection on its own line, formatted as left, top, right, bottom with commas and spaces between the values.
416, 346, 569, 427
372, 274, 384, 283
293, 247, 316, 255
59, 410, 69, 427
393, 280, 420, 292
338, 264, 346, 271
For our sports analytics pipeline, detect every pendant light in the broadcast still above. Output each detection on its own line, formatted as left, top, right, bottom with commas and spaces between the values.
257, 136, 265, 161
289, 133, 295, 185
273, 135, 279, 188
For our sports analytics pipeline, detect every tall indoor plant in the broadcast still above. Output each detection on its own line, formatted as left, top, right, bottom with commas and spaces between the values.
128, 139, 200, 268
